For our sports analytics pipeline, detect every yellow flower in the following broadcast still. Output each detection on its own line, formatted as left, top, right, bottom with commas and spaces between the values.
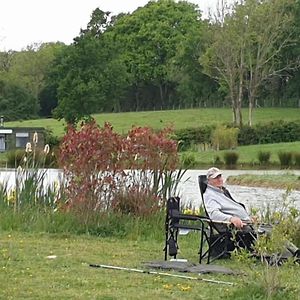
8, 189, 16, 203
163, 284, 172, 290
180, 285, 191, 292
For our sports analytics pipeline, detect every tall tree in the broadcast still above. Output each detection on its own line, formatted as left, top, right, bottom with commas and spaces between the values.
5, 43, 63, 100
202, 0, 298, 126
51, 9, 130, 124
111, 0, 206, 110
0, 79, 38, 120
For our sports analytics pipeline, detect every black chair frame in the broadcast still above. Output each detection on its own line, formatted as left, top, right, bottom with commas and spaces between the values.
164, 196, 211, 263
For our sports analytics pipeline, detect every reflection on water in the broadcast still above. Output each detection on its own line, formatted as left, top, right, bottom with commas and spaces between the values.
0, 168, 299, 210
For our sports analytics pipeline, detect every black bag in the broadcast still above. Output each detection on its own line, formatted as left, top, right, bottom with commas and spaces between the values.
167, 237, 178, 257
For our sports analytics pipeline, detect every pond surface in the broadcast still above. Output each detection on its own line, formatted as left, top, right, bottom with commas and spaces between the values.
1, 168, 299, 210
178, 169, 300, 210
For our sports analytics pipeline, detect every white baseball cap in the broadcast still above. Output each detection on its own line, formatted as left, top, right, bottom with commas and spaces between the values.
206, 167, 222, 179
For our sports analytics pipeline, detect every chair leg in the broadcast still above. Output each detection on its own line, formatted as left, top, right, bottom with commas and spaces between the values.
164, 220, 170, 260
164, 226, 178, 259
198, 223, 205, 264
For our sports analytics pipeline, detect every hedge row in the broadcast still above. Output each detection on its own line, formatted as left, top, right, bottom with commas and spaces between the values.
173, 120, 300, 149
239, 121, 300, 145
173, 125, 214, 150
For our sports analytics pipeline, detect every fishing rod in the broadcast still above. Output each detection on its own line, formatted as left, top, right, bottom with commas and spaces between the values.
89, 263, 235, 286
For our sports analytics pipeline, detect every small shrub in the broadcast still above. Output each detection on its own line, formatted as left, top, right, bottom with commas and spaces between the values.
211, 126, 239, 150
59, 120, 180, 219
44, 128, 61, 147
294, 152, 300, 167
173, 126, 213, 151
223, 151, 239, 166
6, 149, 57, 168
6, 150, 24, 168
278, 151, 293, 167
238, 125, 259, 145
213, 155, 223, 165
180, 152, 196, 168
257, 151, 271, 165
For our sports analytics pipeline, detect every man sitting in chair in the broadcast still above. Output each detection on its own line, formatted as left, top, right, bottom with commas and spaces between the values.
204, 167, 253, 230
203, 167, 300, 260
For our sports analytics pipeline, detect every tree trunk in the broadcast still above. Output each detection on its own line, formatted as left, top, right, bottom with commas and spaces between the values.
159, 84, 164, 109
230, 92, 237, 125
135, 89, 140, 111
235, 103, 242, 127
237, 72, 243, 127
248, 99, 253, 127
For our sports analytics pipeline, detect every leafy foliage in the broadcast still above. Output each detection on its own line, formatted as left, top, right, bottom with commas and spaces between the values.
257, 151, 271, 165
211, 126, 239, 150
223, 151, 239, 166
278, 151, 293, 167
0, 79, 38, 120
173, 126, 214, 150
59, 120, 180, 218
238, 121, 300, 145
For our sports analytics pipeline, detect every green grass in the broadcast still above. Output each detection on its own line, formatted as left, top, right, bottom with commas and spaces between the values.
5, 107, 300, 137
0, 231, 299, 299
3, 108, 300, 169
185, 141, 300, 167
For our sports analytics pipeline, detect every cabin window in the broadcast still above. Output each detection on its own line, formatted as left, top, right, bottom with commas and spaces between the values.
16, 132, 29, 148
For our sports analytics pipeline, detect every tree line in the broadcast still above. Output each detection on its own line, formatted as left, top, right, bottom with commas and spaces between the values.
0, 0, 299, 126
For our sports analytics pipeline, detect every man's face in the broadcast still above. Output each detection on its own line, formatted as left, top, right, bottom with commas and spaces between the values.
208, 174, 223, 188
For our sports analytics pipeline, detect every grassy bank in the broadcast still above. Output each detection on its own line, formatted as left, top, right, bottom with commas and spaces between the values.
3, 108, 300, 169
183, 141, 300, 168
6, 107, 300, 137
226, 174, 300, 190
1, 140, 299, 169
1, 231, 299, 299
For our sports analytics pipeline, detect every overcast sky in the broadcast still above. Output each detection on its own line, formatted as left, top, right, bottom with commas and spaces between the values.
0, 0, 222, 51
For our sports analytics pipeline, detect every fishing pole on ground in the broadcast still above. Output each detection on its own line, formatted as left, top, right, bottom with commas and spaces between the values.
89, 263, 235, 286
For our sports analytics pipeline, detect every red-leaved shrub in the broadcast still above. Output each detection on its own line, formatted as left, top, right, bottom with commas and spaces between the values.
59, 120, 179, 217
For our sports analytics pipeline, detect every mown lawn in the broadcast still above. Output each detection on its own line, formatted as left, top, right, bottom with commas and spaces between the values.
184, 141, 300, 167
0, 231, 299, 299
6, 107, 300, 137
3, 108, 300, 168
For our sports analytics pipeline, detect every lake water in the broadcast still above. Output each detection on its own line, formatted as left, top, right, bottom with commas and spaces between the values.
1, 168, 300, 210
177, 169, 300, 211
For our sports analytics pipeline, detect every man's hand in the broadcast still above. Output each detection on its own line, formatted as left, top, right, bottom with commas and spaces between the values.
229, 216, 245, 229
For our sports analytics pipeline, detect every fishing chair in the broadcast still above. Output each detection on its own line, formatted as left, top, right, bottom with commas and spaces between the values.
198, 175, 256, 263
164, 196, 211, 263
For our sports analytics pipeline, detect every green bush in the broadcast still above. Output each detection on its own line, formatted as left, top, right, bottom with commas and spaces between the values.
5, 149, 57, 168
173, 126, 214, 150
238, 125, 259, 145
257, 151, 271, 165
213, 155, 223, 165
278, 151, 293, 167
180, 152, 196, 168
6, 149, 24, 167
223, 151, 239, 166
294, 152, 300, 167
238, 121, 300, 146
44, 128, 61, 147
211, 126, 239, 150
